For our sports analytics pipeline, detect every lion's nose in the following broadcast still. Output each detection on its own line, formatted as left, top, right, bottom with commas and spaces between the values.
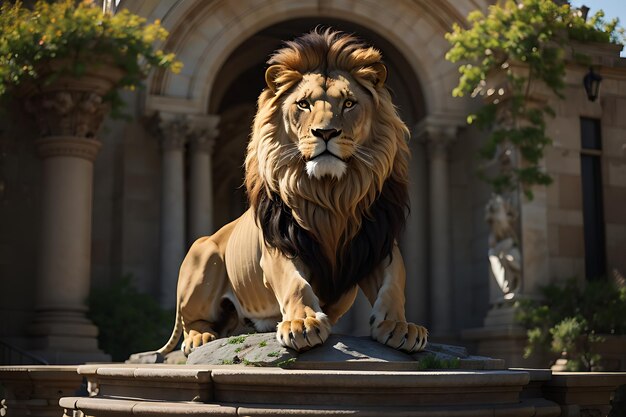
312, 128, 341, 142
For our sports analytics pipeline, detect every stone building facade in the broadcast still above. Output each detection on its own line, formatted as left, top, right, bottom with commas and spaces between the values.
0, 0, 624, 364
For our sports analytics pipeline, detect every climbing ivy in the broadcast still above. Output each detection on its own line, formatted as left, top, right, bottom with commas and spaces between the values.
445, 0, 624, 199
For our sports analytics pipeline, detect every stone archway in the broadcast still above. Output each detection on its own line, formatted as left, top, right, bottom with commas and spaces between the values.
131, 0, 484, 119
208, 17, 426, 223
131, 0, 484, 334
204, 18, 428, 334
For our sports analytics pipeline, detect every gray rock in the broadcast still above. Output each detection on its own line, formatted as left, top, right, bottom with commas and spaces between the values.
186, 333, 504, 370
186, 333, 296, 367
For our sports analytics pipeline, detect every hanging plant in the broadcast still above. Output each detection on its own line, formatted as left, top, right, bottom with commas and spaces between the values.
0, 0, 182, 115
445, 0, 624, 199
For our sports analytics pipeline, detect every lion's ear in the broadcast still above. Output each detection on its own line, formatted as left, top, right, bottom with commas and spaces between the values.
371, 62, 387, 88
265, 65, 282, 93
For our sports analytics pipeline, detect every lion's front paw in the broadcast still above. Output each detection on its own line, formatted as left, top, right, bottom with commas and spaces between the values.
183, 329, 218, 356
276, 309, 331, 352
370, 316, 428, 353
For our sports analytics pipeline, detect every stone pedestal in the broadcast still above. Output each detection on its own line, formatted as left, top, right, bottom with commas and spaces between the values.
63, 363, 550, 416
2, 339, 624, 417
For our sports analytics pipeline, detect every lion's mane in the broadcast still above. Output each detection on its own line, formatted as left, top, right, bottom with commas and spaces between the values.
245, 29, 410, 304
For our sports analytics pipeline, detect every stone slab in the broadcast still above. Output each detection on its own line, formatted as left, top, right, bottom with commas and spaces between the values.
187, 333, 504, 370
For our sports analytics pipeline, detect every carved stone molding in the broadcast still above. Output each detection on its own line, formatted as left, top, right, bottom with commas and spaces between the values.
21, 61, 124, 139
148, 112, 221, 152
414, 117, 460, 161
35, 136, 102, 162
190, 135, 216, 154
25, 91, 110, 139
148, 112, 189, 151
188, 115, 220, 154
423, 134, 456, 160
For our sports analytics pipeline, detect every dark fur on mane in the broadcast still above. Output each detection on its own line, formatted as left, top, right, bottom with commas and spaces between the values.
256, 177, 408, 305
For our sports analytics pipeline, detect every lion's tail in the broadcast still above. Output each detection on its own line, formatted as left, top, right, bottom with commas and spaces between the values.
125, 307, 183, 364
156, 307, 183, 356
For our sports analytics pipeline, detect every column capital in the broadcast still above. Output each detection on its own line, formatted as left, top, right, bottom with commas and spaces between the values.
188, 114, 220, 154
150, 112, 190, 151
25, 91, 109, 139
415, 116, 460, 160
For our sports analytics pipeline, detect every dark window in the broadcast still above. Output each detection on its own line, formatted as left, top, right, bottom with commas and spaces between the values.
579, 118, 606, 280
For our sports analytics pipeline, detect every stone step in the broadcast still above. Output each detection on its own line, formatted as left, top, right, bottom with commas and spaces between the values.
59, 394, 553, 417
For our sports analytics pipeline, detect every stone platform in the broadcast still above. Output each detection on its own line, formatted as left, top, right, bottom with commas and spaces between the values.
61, 365, 550, 416
2, 335, 626, 416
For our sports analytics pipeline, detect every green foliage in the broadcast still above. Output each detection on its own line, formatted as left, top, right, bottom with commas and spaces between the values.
516, 278, 626, 371
87, 275, 174, 362
259, 341, 267, 347
227, 335, 248, 344
446, 0, 624, 199
0, 0, 182, 112
277, 357, 297, 368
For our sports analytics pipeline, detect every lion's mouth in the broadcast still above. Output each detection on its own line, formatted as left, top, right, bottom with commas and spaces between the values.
309, 149, 345, 162
305, 152, 348, 180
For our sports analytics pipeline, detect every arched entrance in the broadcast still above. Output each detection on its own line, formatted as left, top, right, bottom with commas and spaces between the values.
138, 0, 477, 336
207, 19, 427, 333
209, 18, 425, 224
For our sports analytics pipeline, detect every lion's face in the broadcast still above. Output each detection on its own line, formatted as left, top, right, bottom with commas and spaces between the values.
282, 71, 374, 180
246, 30, 409, 254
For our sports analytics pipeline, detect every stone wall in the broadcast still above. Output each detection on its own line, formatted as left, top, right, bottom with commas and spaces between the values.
0, 108, 41, 339
449, 125, 492, 333
545, 60, 626, 284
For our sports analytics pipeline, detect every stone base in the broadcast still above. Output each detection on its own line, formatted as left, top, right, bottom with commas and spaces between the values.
2, 356, 625, 416
59, 364, 555, 416
25, 311, 111, 364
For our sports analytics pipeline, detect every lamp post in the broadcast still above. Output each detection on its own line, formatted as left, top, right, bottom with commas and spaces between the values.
583, 67, 602, 102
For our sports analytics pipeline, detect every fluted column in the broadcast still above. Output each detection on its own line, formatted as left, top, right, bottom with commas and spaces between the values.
419, 122, 457, 337
187, 115, 220, 242
155, 114, 188, 309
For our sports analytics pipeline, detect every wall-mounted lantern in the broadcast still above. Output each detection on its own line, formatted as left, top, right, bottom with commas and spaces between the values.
583, 67, 602, 102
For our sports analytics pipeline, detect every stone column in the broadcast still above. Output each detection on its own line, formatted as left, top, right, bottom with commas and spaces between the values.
25, 87, 118, 363
187, 115, 220, 242
419, 122, 457, 337
155, 114, 188, 309
402, 136, 428, 326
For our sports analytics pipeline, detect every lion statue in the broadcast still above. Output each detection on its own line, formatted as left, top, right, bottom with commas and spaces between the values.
146, 29, 428, 359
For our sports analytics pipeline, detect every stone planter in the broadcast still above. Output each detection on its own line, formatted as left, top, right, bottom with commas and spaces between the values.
21, 60, 125, 364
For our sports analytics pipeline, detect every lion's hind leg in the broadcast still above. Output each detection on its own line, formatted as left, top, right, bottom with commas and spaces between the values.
183, 298, 241, 355
178, 230, 238, 355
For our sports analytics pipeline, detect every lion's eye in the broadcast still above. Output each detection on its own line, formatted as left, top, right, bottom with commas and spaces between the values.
296, 100, 310, 110
343, 100, 356, 109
